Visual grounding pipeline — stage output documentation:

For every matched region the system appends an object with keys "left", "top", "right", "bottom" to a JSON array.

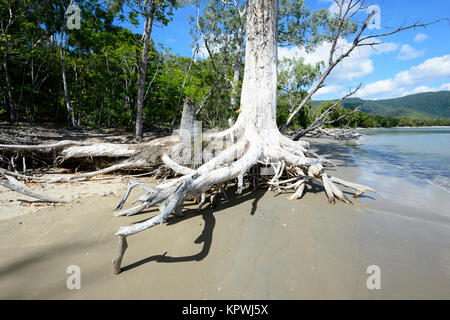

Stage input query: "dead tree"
[
  {"left": 280, "top": 0, "right": 438, "bottom": 137},
  {"left": 293, "top": 84, "right": 363, "bottom": 140}
]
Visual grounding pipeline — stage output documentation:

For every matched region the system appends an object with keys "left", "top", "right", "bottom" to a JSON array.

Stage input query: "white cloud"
[
  {"left": 314, "top": 85, "right": 343, "bottom": 97},
  {"left": 278, "top": 38, "right": 398, "bottom": 95},
  {"left": 414, "top": 33, "right": 429, "bottom": 43},
  {"left": 357, "top": 54, "right": 450, "bottom": 99},
  {"left": 398, "top": 44, "right": 424, "bottom": 60},
  {"left": 356, "top": 79, "right": 406, "bottom": 99},
  {"left": 395, "top": 54, "right": 450, "bottom": 86},
  {"left": 412, "top": 85, "right": 433, "bottom": 93},
  {"left": 375, "top": 42, "right": 400, "bottom": 53},
  {"left": 197, "top": 43, "right": 209, "bottom": 59},
  {"left": 411, "top": 83, "right": 450, "bottom": 94},
  {"left": 441, "top": 83, "right": 450, "bottom": 90}
]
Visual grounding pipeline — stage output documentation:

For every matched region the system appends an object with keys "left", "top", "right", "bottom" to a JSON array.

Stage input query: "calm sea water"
[{"left": 356, "top": 127, "right": 450, "bottom": 193}]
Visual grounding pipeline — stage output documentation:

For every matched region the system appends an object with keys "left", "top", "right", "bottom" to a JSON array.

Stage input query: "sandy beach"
[{"left": 0, "top": 137, "right": 449, "bottom": 299}]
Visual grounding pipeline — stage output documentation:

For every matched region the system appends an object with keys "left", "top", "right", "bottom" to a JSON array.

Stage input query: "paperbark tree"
[
  {"left": 1, "top": 0, "right": 389, "bottom": 275},
  {"left": 55, "top": 0, "right": 78, "bottom": 127},
  {"left": 110, "top": 0, "right": 375, "bottom": 274},
  {"left": 192, "top": 0, "right": 324, "bottom": 113}
]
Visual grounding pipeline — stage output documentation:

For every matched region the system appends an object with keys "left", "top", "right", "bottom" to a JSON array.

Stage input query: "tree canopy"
[{"left": 1, "top": 0, "right": 447, "bottom": 131}]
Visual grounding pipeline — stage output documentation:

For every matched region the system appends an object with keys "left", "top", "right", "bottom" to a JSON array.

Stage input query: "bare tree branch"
[
  {"left": 292, "top": 83, "right": 362, "bottom": 140},
  {"left": 280, "top": 0, "right": 440, "bottom": 134}
]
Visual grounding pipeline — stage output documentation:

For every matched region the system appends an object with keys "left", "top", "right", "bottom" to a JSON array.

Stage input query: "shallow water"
[
  {"left": 356, "top": 127, "right": 450, "bottom": 194},
  {"left": 340, "top": 127, "right": 450, "bottom": 224}
]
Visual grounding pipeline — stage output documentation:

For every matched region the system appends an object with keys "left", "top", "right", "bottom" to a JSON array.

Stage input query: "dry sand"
[{"left": 0, "top": 138, "right": 449, "bottom": 299}]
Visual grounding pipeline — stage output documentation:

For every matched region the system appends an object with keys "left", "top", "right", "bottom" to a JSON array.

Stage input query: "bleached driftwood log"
[
  {"left": 0, "top": 179, "right": 69, "bottom": 203},
  {"left": 303, "top": 128, "right": 362, "bottom": 140},
  {"left": 0, "top": 140, "right": 89, "bottom": 151}
]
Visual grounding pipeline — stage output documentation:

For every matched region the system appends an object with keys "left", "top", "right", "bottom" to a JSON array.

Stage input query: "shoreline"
[
  {"left": 356, "top": 125, "right": 450, "bottom": 130},
  {"left": 0, "top": 137, "right": 449, "bottom": 299}
]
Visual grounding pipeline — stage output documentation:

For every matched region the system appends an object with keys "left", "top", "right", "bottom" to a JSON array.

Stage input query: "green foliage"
[
  {"left": 1, "top": 0, "right": 448, "bottom": 131},
  {"left": 276, "top": 56, "right": 322, "bottom": 128},
  {"left": 311, "top": 102, "right": 450, "bottom": 129}
]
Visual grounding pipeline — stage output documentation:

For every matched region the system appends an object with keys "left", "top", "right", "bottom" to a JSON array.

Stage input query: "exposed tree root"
[
  {"left": 112, "top": 236, "right": 128, "bottom": 275},
  {"left": 329, "top": 176, "right": 376, "bottom": 198},
  {"left": 0, "top": 118, "right": 375, "bottom": 276},
  {"left": 0, "top": 121, "right": 375, "bottom": 273},
  {"left": 110, "top": 123, "right": 375, "bottom": 274}
]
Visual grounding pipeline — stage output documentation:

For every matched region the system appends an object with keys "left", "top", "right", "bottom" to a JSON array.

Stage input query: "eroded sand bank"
[{"left": 0, "top": 138, "right": 449, "bottom": 299}]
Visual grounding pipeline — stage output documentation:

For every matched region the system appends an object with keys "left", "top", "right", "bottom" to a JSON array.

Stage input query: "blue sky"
[{"left": 122, "top": 0, "right": 450, "bottom": 101}]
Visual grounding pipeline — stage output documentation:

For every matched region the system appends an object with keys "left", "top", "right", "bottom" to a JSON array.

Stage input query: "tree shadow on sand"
[
  {"left": 120, "top": 186, "right": 267, "bottom": 273},
  {"left": 119, "top": 176, "right": 374, "bottom": 273}
]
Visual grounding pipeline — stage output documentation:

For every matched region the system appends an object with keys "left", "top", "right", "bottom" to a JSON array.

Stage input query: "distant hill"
[{"left": 312, "top": 91, "right": 450, "bottom": 118}]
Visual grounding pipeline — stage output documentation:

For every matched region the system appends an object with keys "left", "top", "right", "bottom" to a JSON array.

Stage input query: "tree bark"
[
  {"left": 135, "top": 1, "right": 157, "bottom": 141},
  {"left": 237, "top": 0, "right": 278, "bottom": 132}
]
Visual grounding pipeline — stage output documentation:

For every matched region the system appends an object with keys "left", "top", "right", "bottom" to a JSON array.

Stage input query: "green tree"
[{"left": 109, "top": 0, "right": 181, "bottom": 140}]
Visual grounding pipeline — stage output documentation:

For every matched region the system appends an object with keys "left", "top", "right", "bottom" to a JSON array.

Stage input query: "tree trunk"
[
  {"left": 60, "top": 33, "right": 76, "bottom": 127},
  {"left": 3, "top": 59, "right": 17, "bottom": 123},
  {"left": 230, "top": 26, "right": 245, "bottom": 110},
  {"left": 135, "top": 1, "right": 157, "bottom": 141},
  {"left": 236, "top": 0, "right": 278, "bottom": 133},
  {"left": 170, "top": 45, "right": 198, "bottom": 129}
]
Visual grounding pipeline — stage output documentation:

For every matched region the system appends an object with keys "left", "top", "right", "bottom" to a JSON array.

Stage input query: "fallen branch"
[
  {"left": 47, "top": 160, "right": 146, "bottom": 183},
  {"left": 0, "top": 167, "right": 47, "bottom": 181},
  {"left": 0, "top": 179, "right": 69, "bottom": 203},
  {"left": 0, "top": 140, "right": 89, "bottom": 151}
]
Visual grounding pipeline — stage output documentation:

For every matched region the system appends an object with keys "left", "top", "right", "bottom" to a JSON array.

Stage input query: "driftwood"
[
  {"left": 0, "top": 102, "right": 189, "bottom": 203},
  {"left": 304, "top": 128, "right": 362, "bottom": 140},
  {"left": 0, "top": 140, "right": 89, "bottom": 151},
  {"left": 0, "top": 179, "right": 69, "bottom": 203}
]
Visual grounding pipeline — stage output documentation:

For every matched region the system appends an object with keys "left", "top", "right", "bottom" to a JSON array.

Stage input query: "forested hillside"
[{"left": 314, "top": 91, "right": 450, "bottom": 119}]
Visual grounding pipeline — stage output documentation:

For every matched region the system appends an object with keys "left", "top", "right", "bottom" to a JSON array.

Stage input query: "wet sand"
[{"left": 0, "top": 138, "right": 449, "bottom": 299}]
